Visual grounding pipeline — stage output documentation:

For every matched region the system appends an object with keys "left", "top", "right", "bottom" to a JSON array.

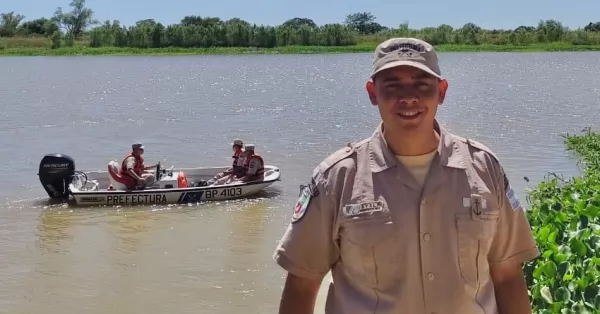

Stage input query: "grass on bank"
[
  {"left": 2, "top": 37, "right": 600, "bottom": 56},
  {"left": 524, "top": 128, "right": 600, "bottom": 313}
]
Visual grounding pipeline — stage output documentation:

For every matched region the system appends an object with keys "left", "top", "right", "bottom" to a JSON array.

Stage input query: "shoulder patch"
[
  {"left": 504, "top": 174, "right": 522, "bottom": 211},
  {"left": 292, "top": 180, "right": 317, "bottom": 223},
  {"left": 292, "top": 166, "right": 322, "bottom": 224},
  {"left": 292, "top": 141, "right": 362, "bottom": 224},
  {"left": 292, "top": 139, "right": 369, "bottom": 223}
]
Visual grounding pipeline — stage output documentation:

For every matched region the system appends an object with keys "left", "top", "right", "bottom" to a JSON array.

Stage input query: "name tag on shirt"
[{"left": 343, "top": 201, "right": 385, "bottom": 217}]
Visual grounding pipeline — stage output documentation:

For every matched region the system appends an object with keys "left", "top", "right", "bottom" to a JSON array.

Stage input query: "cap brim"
[
  {"left": 371, "top": 60, "right": 441, "bottom": 79},
  {"left": 139, "top": 146, "right": 145, "bottom": 149}
]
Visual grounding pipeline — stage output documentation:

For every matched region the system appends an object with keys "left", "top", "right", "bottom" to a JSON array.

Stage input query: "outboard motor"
[{"left": 38, "top": 154, "right": 76, "bottom": 199}]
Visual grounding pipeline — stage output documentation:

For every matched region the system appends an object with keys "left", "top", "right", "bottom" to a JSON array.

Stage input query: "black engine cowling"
[{"left": 38, "top": 154, "right": 76, "bottom": 199}]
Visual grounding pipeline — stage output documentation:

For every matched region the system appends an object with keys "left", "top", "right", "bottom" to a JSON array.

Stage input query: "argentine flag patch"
[{"left": 506, "top": 184, "right": 522, "bottom": 211}]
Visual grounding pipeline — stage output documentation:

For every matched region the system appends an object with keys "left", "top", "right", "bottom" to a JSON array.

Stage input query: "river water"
[{"left": 0, "top": 52, "right": 599, "bottom": 314}]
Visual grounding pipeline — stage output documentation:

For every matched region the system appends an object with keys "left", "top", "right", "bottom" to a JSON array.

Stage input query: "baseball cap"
[
  {"left": 244, "top": 144, "right": 255, "bottom": 151},
  {"left": 232, "top": 139, "right": 243, "bottom": 146},
  {"left": 370, "top": 37, "right": 442, "bottom": 79},
  {"left": 132, "top": 143, "right": 144, "bottom": 150}
]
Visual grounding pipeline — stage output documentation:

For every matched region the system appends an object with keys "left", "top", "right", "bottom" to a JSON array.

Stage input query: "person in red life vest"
[
  {"left": 233, "top": 144, "right": 265, "bottom": 183},
  {"left": 205, "top": 139, "right": 245, "bottom": 186},
  {"left": 119, "top": 143, "right": 158, "bottom": 189},
  {"left": 231, "top": 139, "right": 247, "bottom": 178}
]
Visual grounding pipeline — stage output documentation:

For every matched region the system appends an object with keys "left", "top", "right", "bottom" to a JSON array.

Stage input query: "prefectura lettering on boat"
[{"left": 106, "top": 194, "right": 167, "bottom": 205}]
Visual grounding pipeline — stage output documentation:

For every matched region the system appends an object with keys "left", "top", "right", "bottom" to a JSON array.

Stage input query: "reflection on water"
[
  {"left": 222, "top": 200, "right": 270, "bottom": 313},
  {"left": 1, "top": 52, "right": 600, "bottom": 313},
  {"left": 6, "top": 194, "right": 280, "bottom": 314}
]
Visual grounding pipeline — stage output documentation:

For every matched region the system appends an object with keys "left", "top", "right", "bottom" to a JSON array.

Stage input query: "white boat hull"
[{"left": 68, "top": 165, "right": 281, "bottom": 206}]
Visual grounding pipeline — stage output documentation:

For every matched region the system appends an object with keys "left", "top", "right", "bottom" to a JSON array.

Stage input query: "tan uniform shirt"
[
  {"left": 246, "top": 157, "right": 262, "bottom": 176},
  {"left": 124, "top": 156, "right": 137, "bottom": 171},
  {"left": 273, "top": 121, "right": 540, "bottom": 314}
]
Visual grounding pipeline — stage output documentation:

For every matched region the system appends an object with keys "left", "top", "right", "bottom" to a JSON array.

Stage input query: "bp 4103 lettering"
[{"left": 205, "top": 188, "right": 242, "bottom": 199}]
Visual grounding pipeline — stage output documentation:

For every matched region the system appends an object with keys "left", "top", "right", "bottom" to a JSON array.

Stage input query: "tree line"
[{"left": 2, "top": 0, "right": 600, "bottom": 49}]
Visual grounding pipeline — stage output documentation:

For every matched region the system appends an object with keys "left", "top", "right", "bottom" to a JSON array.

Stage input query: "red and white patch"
[{"left": 292, "top": 185, "right": 312, "bottom": 223}]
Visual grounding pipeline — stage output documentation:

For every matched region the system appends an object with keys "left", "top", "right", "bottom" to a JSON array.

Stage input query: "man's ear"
[
  {"left": 438, "top": 79, "right": 449, "bottom": 104},
  {"left": 366, "top": 80, "right": 377, "bottom": 106}
]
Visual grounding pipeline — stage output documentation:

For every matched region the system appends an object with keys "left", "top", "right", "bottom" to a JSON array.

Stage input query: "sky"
[{"left": 3, "top": 0, "right": 599, "bottom": 30}]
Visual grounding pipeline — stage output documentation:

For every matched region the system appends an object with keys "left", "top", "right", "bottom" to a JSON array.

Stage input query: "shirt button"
[
  {"left": 423, "top": 234, "right": 431, "bottom": 241},
  {"left": 428, "top": 273, "right": 435, "bottom": 280}
]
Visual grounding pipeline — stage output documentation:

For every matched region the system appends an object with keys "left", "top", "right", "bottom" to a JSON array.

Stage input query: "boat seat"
[
  {"left": 263, "top": 167, "right": 279, "bottom": 178},
  {"left": 107, "top": 161, "right": 129, "bottom": 190},
  {"left": 263, "top": 169, "right": 274, "bottom": 177}
]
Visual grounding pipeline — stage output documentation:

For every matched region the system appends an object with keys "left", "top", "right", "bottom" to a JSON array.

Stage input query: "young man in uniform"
[{"left": 272, "top": 38, "right": 539, "bottom": 314}]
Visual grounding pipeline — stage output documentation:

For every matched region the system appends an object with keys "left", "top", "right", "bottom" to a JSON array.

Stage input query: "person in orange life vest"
[
  {"left": 206, "top": 139, "right": 245, "bottom": 186},
  {"left": 119, "top": 143, "right": 158, "bottom": 189},
  {"left": 231, "top": 139, "right": 247, "bottom": 178},
  {"left": 233, "top": 144, "right": 265, "bottom": 183}
]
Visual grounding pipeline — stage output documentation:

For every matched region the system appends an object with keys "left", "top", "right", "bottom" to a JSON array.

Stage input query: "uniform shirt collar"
[{"left": 369, "top": 119, "right": 467, "bottom": 173}]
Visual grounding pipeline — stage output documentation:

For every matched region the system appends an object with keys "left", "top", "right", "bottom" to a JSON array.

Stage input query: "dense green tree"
[
  {"left": 282, "top": 18, "right": 317, "bottom": 29},
  {"left": 51, "top": 0, "right": 98, "bottom": 39},
  {"left": 18, "top": 18, "right": 59, "bottom": 36},
  {"left": 0, "top": 12, "right": 25, "bottom": 37},
  {"left": 584, "top": 22, "right": 600, "bottom": 32},
  {"left": 344, "top": 12, "right": 385, "bottom": 35},
  {"left": 2, "top": 5, "right": 600, "bottom": 49}
]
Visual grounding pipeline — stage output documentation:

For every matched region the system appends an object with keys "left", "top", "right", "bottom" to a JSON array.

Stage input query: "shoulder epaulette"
[
  {"left": 316, "top": 141, "right": 359, "bottom": 175},
  {"left": 454, "top": 135, "right": 500, "bottom": 162}
]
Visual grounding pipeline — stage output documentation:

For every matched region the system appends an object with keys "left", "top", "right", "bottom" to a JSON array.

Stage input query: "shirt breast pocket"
[
  {"left": 455, "top": 212, "right": 499, "bottom": 288},
  {"left": 339, "top": 216, "right": 402, "bottom": 288}
]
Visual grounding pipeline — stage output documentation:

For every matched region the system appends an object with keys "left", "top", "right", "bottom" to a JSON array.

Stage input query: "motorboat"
[{"left": 37, "top": 153, "right": 281, "bottom": 206}]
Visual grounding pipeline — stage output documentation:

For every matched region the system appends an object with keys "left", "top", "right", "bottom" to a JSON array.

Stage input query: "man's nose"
[{"left": 397, "top": 94, "right": 419, "bottom": 104}]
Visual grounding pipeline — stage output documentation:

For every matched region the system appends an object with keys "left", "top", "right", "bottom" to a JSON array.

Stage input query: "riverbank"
[
  {"left": 524, "top": 128, "right": 600, "bottom": 313},
  {"left": 1, "top": 42, "right": 600, "bottom": 56}
]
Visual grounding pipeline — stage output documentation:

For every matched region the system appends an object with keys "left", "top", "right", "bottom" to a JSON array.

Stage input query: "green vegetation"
[
  {"left": 524, "top": 128, "right": 600, "bottom": 313},
  {"left": 3, "top": 43, "right": 600, "bottom": 57},
  {"left": 2, "top": 0, "right": 600, "bottom": 55}
]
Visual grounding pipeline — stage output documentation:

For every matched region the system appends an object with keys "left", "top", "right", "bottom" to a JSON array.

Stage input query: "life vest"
[
  {"left": 243, "top": 153, "right": 264, "bottom": 177},
  {"left": 120, "top": 153, "right": 144, "bottom": 178},
  {"left": 177, "top": 171, "right": 189, "bottom": 188},
  {"left": 232, "top": 147, "right": 245, "bottom": 167},
  {"left": 232, "top": 148, "right": 246, "bottom": 177}
]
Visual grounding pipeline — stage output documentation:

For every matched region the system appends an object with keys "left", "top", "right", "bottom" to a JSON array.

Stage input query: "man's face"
[
  {"left": 232, "top": 145, "right": 241, "bottom": 152},
  {"left": 366, "top": 65, "right": 448, "bottom": 134},
  {"left": 134, "top": 148, "right": 144, "bottom": 156}
]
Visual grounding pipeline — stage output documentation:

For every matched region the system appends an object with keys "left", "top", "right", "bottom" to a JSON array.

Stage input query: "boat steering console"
[
  {"left": 152, "top": 163, "right": 189, "bottom": 189},
  {"left": 154, "top": 161, "right": 162, "bottom": 181}
]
